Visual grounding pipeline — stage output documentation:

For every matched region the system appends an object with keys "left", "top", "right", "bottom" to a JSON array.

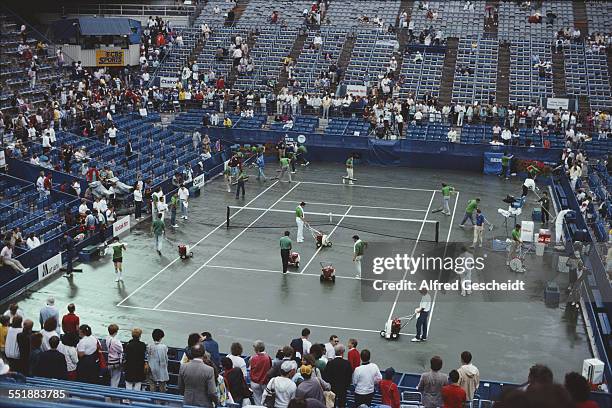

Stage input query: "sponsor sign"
[
  {"left": 159, "top": 76, "right": 178, "bottom": 88},
  {"left": 113, "top": 215, "right": 131, "bottom": 237},
  {"left": 95, "top": 50, "right": 125, "bottom": 66},
  {"left": 546, "top": 97, "right": 569, "bottom": 110},
  {"left": 37, "top": 253, "right": 62, "bottom": 282},
  {"left": 346, "top": 84, "right": 368, "bottom": 98},
  {"left": 193, "top": 174, "right": 206, "bottom": 189}
]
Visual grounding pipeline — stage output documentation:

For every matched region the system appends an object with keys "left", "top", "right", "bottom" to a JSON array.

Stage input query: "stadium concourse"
[{"left": 0, "top": 0, "right": 612, "bottom": 407}]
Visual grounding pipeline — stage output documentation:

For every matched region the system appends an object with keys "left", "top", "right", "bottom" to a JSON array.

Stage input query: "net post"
[
  {"left": 226, "top": 206, "right": 230, "bottom": 229},
  {"left": 435, "top": 221, "right": 439, "bottom": 243}
]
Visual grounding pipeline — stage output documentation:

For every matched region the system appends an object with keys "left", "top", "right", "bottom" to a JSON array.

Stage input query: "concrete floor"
[{"left": 8, "top": 162, "right": 591, "bottom": 384}]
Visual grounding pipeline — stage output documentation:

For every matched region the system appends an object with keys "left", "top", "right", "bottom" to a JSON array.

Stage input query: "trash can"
[{"left": 535, "top": 242, "right": 546, "bottom": 256}]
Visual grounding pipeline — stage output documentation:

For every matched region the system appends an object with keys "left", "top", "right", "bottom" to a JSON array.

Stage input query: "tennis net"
[{"left": 226, "top": 206, "right": 440, "bottom": 242}]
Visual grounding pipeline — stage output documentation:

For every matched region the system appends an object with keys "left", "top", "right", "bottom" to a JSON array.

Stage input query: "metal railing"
[{"left": 59, "top": 3, "right": 196, "bottom": 18}]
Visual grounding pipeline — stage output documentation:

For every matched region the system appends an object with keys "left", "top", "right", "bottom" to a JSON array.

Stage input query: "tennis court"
[{"left": 11, "top": 163, "right": 592, "bottom": 383}]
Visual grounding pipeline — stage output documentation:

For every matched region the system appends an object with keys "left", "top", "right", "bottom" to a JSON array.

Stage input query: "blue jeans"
[
  {"left": 460, "top": 212, "right": 474, "bottom": 225},
  {"left": 416, "top": 310, "right": 429, "bottom": 340},
  {"left": 257, "top": 167, "right": 266, "bottom": 180}
]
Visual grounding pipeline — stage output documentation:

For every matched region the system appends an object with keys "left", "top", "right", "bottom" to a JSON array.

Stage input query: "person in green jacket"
[
  {"left": 279, "top": 156, "right": 292, "bottom": 183},
  {"left": 108, "top": 237, "right": 127, "bottom": 282},
  {"left": 280, "top": 231, "right": 292, "bottom": 274},
  {"left": 438, "top": 183, "right": 454, "bottom": 215},
  {"left": 235, "top": 168, "right": 247, "bottom": 199},
  {"left": 352, "top": 234, "right": 366, "bottom": 279},
  {"left": 169, "top": 193, "right": 179, "bottom": 228},
  {"left": 151, "top": 213, "right": 165, "bottom": 256},
  {"left": 459, "top": 198, "right": 480, "bottom": 227},
  {"left": 501, "top": 152, "right": 513, "bottom": 180}
]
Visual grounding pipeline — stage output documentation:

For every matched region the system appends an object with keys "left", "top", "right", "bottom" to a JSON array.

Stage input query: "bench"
[{"left": 78, "top": 243, "right": 106, "bottom": 262}]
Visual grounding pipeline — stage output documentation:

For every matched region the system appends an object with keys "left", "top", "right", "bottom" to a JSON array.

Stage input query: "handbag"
[
  {"left": 323, "top": 390, "right": 336, "bottom": 408},
  {"left": 263, "top": 378, "right": 276, "bottom": 408}
]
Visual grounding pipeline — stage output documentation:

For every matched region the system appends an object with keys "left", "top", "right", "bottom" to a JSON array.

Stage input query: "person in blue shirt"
[
  {"left": 471, "top": 208, "right": 492, "bottom": 248},
  {"left": 201, "top": 332, "right": 220, "bottom": 367},
  {"left": 255, "top": 152, "right": 266, "bottom": 182}
]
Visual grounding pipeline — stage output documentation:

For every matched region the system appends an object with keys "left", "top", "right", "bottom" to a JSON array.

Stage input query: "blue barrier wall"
[{"left": 206, "top": 128, "right": 563, "bottom": 171}]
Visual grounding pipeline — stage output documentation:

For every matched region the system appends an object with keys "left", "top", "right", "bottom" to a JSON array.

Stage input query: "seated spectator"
[{"left": 1, "top": 242, "right": 28, "bottom": 273}]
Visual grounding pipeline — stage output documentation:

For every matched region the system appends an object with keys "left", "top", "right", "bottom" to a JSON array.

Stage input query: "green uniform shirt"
[
  {"left": 112, "top": 244, "right": 124, "bottom": 260},
  {"left": 465, "top": 199, "right": 479, "bottom": 214},
  {"left": 354, "top": 239, "right": 365, "bottom": 256},
  {"left": 297, "top": 145, "right": 307, "bottom": 154},
  {"left": 170, "top": 195, "right": 179, "bottom": 209},
  {"left": 296, "top": 205, "right": 304, "bottom": 218},
  {"left": 346, "top": 157, "right": 353, "bottom": 168},
  {"left": 501, "top": 155, "right": 511, "bottom": 166},
  {"left": 280, "top": 157, "right": 290, "bottom": 167},
  {"left": 280, "top": 236, "right": 292, "bottom": 250},
  {"left": 441, "top": 185, "right": 453, "bottom": 197},
  {"left": 512, "top": 228, "right": 521, "bottom": 242},
  {"left": 152, "top": 219, "right": 165, "bottom": 236},
  {"left": 237, "top": 170, "right": 247, "bottom": 181}
]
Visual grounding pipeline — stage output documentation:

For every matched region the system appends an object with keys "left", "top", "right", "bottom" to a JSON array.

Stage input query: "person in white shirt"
[
  {"left": 105, "top": 324, "right": 124, "bottom": 387},
  {"left": 228, "top": 342, "right": 247, "bottom": 376},
  {"left": 178, "top": 184, "right": 190, "bottom": 220},
  {"left": 36, "top": 171, "right": 45, "bottom": 198},
  {"left": 324, "top": 335, "right": 339, "bottom": 360},
  {"left": 1, "top": 243, "right": 27, "bottom": 273},
  {"left": 522, "top": 176, "right": 537, "bottom": 197},
  {"left": 352, "top": 349, "right": 382, "bottom": 406},
  {"left": 107, "top": 124, "right": 117, "bottom": 146},
  {"left": 412, "top": 288, "right": 432, "bottom": 342},
  {"left": 447, "top": 128, "right": 458, "bottom": 143},
  {"left": 26, "top": 234, "right": 41, "bottom": 250},
  {"left": 133, "top": 184, "right": 143, "bottom": 220},
  {"left": 57, "top": 333, "right": 79, "bottom": 379},
  {"left": 262, "top": 360, "right": 297, "bottom": 408}
]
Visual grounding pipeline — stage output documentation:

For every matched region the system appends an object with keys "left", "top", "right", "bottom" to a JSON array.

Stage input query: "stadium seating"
[
  {"left": 409, "top": 0, "right": 485, "bottom": 38},
  {"left": 398, "top": 51, "right": 445, "bottom": 101},
  {"left": 451, "top": 37, "right": 498, "bottom": 105}
]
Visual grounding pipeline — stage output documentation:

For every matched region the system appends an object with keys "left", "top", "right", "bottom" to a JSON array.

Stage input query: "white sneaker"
[
  {"left": 410, "top": 337, "right": 421, "bottom": 342},
  {"left": 115, "top": 276, "right": 120, "bottom": 282},
  {"left": 172, "top": 224, "right": 179, "bottom": 228}
]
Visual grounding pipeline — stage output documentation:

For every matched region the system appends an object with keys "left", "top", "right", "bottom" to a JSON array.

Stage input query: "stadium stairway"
[
  {"left": 227, "top": 29, "right": 258, "bottom": 88},
  {"left": 571, "top": 0, "right": 589, "bottom": 40},
  {"left": 332, "top": 33, "right": 357, "bottom": 94},
  {"left": 438, "top": 37, "right": 459, "bottom": 106},
  {"left": 484, "top": 0, "right": 499, "bottom": 37},
  {"left": 496, "top": 41, "right": 510, "bottom": 106},
  {"left": 275, "top": 30, "right": 307, "bottom": 91},
  {"left": 393, "top": 0, "right": 414, "bottom": 89},
  {"left": 607, "top": 47, "right": 612, "bottom": 94},
  {"left": 552, "top": 45, "right": 568, "bottom": 98}
]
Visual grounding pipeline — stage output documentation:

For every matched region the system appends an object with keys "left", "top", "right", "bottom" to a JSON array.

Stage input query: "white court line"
[
  {"left": 426, "top": 191, "right": 460, "bottom": 336},
  {"left": 207, "top": 264, "right": 389, "bottom": 282},
  {"left": 385, "top": 190, "right": 437, "bottom": 322},
  {"left": 230, "top": 206, "right": 434, "bottom": 224},
  {"left": 300, "top": 181, "right": 437, "bottom": 192},
  {"left": 280, "top": 200, "right": 427, "bottom": 212},
  {"left": 152, "top": 182, "right": 302, "bottom": 310},
  {"left": 116, "top": 180, "right": 281, "bottom": 307},
  {"left": 300, "top": 205, "right": 353, "bottom": 274},
  {"left": 117, "top": 304, "right": 415, "bottom": 336}
]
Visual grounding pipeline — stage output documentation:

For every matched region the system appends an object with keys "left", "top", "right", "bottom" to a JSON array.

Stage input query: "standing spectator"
[
  {"left": 29, "top": 333, "right": 43, "bottom": 375},
  {"left": 457, "top": 351, "right": 480, "bottom": 404},
  {"left": 227, "top": 342, "right": 247, "bottom": 376},
  {"left": 222, "top": 356, "right": 252, "bottom": 405},
  {"left": 39, "top": 297, "right": 59, "bottom": 332},
  {"left": 442, "top": 370, "right": 467, "bottom": 408},
  {"left": 34, "top": 336, "right": 68, "bottom": 379},
  {"left": 262, "top": 360, "right": 298, "bottom": 408},
  {"left": 16, "top": 319, "right": 33, "bottom": 376},
  {"left": 417, "top": 356, "right": 447, "bottom": 408},
  {"left": 148, "top": 328, "right": 169, "bottom": 393},
  {"left": 296, "top": 364, "right": 328, "bottom": 404},
  {"left": 564, "top": 372, "right": 600, "bottom": 408},
  {"left": 76, "top": 324, "right": 100, "bottom": 384},
  {"left": 347, "top": 339, "right": 360, "bottom": 371},
  {"left": 3, "top": 304, "right": 24, "bottom": 325},
  {"left": 124, "top": 328, "right": 147, "bottom": 390},
  {"left": 179, "top": 184, "right": 190, "bottom": 220},
  {"left": 134, "top": 183, "right": 143, "bottom": 220},
  {"left": 0, "top": 315, "right": 8, "bottom": 361},
  {"left": 179, "top": 344, "right": 219, "bottom": 407},
  {"left": 5, "top": 316, "right": 23, "bottom": 373},
  {"left": 379, "top": 368, "right": 400, "bottom": 408},
  {"left": 352, "top": 349, "right": 382, "bottom": 407},
  {"left": 323, "top": 335, "right": 339, "bottom": 360},
  {"left": 322, "top": 344, "right": 353, "bottom": 408},
  {"left": 202, "top": 332, "right": 220, "bottom": 367},
  {"left": 105, "top": 324, "right": 124, "bottom": 388},
  {"left": 290, "top": 328, "right": 312, "bottom": 364},
  {"left": 249, "top": 340, "right": 272, "bottom": 405},
  {"left": 267, "top": 346, "right": 295, "bottom": 380},
  {"left": 40, "top": 317, "right": 59, "bottom": 351},
  {"left": 57, "top": 332, "right": 79, "bottom": 380},
  {"left": 61, "top": 304, "right": 80, "bottom": 336}
]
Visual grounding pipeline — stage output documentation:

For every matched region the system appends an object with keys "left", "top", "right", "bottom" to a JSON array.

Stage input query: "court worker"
[
  {"left": 412, "top": 288, "right": 431, "bottom": 342},
  {"left": 352, "top": 235, "right": 366, "bottom": 279},
  {"left": 280, "top": 231, "right": 292, "bottom": 274},
  {"left": 296, "top": 202, "right": 306, "bottom": 243}
]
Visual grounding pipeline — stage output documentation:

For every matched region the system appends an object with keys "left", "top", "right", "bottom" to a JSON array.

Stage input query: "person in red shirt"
[
  {"left": 248, "top": 340, "right": 272, "bottom": 405},
  {"left": 61, "top": 303, "right": 80, "bottom": 335},
  {"left": 379, "top": 367, "right": 400, "bottom": 408},
  {"left": 442, "top": 370, "right": 467, "bottom": 408},
  {"left": 347, "top": 338, "right": 360, "bottom": 371},
  {"left": 564, "top": 372, "right": 600, "bottom": 408}
]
